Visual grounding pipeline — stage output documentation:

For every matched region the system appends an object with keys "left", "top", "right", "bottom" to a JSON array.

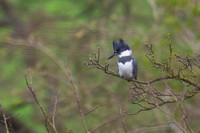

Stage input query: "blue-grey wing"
[{"left": 132, "top": 58, "right": 138, "bottom": 80}]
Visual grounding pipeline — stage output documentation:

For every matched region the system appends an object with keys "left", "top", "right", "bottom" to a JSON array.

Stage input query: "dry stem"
[
  {"left": 25, "top": 69, "right": 58, "bottom": 133},
  {"left": 0, "top": 101, "right": 9, "bottom": 133}
]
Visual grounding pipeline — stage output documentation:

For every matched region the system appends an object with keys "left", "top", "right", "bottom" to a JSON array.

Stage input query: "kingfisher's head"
[{"left": 107, "top": 39, "right": 132, "bottom": 60}]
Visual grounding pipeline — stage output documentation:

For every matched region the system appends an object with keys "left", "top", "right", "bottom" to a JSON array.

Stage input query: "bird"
[{"left": 107, "top": 39, "right": 138, "bottom": 80}]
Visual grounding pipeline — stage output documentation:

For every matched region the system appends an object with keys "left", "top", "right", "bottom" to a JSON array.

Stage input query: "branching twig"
[{"left": 10, "top": 38, "right": 90, "bottom": 133}]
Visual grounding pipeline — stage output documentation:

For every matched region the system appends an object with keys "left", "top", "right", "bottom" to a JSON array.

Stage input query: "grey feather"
[{"left": 132, "top": 58, "right": 138, "bottom": 80}]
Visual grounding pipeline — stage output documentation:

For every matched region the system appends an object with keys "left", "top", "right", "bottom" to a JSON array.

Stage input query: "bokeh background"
[{"left": 0, "top": 0, "right": 200, "bottom": 132}]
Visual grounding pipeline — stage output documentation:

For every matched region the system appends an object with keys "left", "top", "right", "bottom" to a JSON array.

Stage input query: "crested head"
[
  {"left": 113, "top": 39, "right": 132, "bottom": 57},
  {"left": 107, "top": 39, "right": 132, "bottom": 60}
]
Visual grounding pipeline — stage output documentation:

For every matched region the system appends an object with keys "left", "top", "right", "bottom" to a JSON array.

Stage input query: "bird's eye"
[{"left": 114, "top": 49, "right": 119, "bottom": 53}]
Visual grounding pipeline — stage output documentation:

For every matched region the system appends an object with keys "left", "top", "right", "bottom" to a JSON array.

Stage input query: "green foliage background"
[{"left": 0, "top": 0, "right": 200, "bottom": 132}]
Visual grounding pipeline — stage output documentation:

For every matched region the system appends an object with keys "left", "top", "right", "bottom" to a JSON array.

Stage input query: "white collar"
[{"left": 118, "top": 50, "right": 132, "bottom": 58}]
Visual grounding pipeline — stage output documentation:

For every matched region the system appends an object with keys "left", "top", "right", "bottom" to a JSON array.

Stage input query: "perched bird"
[{"left": 107, "top": 39, "right": 138, "bottom": 80}]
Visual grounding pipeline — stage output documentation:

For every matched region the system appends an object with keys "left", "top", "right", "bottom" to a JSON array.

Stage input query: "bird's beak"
[{"left": 107, "top": 53, "right": 117, "bottom": 60}]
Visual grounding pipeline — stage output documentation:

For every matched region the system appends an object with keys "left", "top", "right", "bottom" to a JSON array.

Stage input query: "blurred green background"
[{"left": 0, "top": 0, "right": 200, "bottom": 132}]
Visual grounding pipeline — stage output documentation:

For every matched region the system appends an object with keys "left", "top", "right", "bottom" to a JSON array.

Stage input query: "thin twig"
[
  {"left": 90, "top": 115, "right": 121, "bottom": 133},
  {"left": 168, "top": 33, "right": 173, "bottom": 66},
  {"left": 84, "top": 105, "right": 101, "bottom": 116},
  {"left": 5, "top": 114, "right": 19, "bottom": 120},
  {"left": 179, "top": 92, "right": 193, "bottom": 133},
  {"left": 162, "top": 73, "right": 177, "bottom": 101},
  {"left": 65, "top": 63, "right": 89, "bottom": 133},
  {"left": 97, "top": 47, "right": 100, "bottom": 63},
  {"left": 0, "top": 101, "right": 9, "bottom": 133},
  {"left": 45, "top": 119, "right": 50, "bottom": 133},
  {"left": 25, "top": 69, "right": 57, "bottom": 133},
  {"left": 52, "top": 91, "right": 60, "bottom": 127},
  {"left": 133, "top": 121, "right": 174, "bottom": 133},
  {"left": 119, "top": 104, "right": 127, "bottom": 133}
]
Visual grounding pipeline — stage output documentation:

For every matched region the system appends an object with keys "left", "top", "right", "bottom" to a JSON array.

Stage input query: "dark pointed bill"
[{"left": 107, "top": 53, "right": 117, "bottom": 60}]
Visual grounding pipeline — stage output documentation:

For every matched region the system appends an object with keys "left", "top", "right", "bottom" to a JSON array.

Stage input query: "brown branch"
[
  {"left": 85, "top": 48, "right": 199, "bottom": 88},
  {"left": 84, "top": 55, "right": 175, "bottom": 85}
]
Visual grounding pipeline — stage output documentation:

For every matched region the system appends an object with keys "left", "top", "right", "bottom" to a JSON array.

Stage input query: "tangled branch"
[{"left": 84, "top": 34, "right": 200, "bottom": 132}]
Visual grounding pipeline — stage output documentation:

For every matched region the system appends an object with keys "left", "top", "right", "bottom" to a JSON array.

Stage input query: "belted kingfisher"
[{"left": 107, "top": 39, "right": 138, "bottom": 80}]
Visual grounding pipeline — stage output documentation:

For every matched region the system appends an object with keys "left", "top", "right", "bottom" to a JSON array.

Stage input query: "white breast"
[{"left": 118, "top": 60, "right": 133, "bottom": 79}]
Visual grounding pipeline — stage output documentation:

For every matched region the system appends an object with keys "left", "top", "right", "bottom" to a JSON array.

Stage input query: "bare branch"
[{"left": 84, "top": 37, "right": 200, "bottom": 132}]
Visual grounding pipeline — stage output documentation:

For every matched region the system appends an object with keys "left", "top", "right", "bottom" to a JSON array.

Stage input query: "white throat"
[{"left": 118, "top": 50, "right": 132, "bottom": 57}]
